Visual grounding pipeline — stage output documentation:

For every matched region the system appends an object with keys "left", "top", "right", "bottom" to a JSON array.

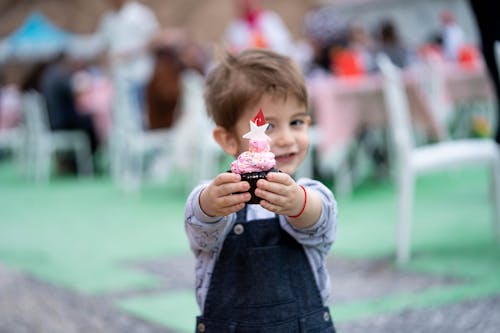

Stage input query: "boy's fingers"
[
  {"left": 217, "top": 192, "right": 250, "bottom": 209},
  {"left": 256, "top": 179, "right": 286, "bottom": 196},
  {"left": 217, "top": 181, "right": 250, "bottom": 197},
  {"left": 265, "top": 171, "right": 293, "bottom": 185},
  {"left": 213, "top": 172, "right": 241, "bottom": 186},
  {"left": 255, "top": 187, "right": 286, "bottom": 206},
  {"left": 220, "top": 202, "right": 247, "bottom": 216}
]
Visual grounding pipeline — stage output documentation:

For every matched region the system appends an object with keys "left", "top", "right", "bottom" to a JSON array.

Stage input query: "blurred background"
[{"left": 1, "top": 0, "right": 500, "bottom": 332}]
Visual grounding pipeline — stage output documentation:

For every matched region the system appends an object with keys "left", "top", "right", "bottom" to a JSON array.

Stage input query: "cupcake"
[{"left": 231, "top": 109, "right": 277, "bottom": 204}]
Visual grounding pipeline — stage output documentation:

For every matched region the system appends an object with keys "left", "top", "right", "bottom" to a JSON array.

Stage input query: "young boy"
[{"left": 185, "top": 49, "right": 337, "bottom": 332}]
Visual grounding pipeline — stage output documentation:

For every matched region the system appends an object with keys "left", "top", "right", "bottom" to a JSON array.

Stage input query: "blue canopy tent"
[{"left": 0, "top": 11, "right": 71, "bottom": 63}]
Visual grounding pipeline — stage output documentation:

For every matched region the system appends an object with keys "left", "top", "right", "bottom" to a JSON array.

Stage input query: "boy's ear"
[{"left": 213, "top": 126, "right": 238, "bottom": 156}]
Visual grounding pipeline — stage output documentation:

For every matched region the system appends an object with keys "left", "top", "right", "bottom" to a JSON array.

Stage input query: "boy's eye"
[
  {"left": 291, "top": 119, "right": 305, "bottom": 127},
  {"left": 266, "top": 123, "right": 275, "bottom": 132}
]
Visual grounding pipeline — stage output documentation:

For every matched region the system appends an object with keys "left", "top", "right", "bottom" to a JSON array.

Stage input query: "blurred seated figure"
[
  {"left": 303, "top": 4, "right": 348, "bottom": 76},
  {"left": 39, "top": 53, "right": 99, "bottom": 173},
  {"left": 0, "top": 81, "right": 21, "bottom": 131},
  {"left": 72, "top": 66, "right": 113, "bottom": 142},
  {"left": 0, "top": 73, "right": 22, "bottom": 161},
  {"left": 440, "top": 10, "right": 466, "bottom": 61},
  {"left": 146, "top": 29, "right": 212, "bottom": 131},
  {"left": 330, "top": 48, "right": 365, "bottom": 77},
  {"left": 417, "top": 32, "right": 445, "bottom": 61},
  {"left": 146, "top": 44, "right": 182, "bottom": 130},
  {"left": 225, "top": 0, "right": 293, "bottom": 55},
  {"left": 374, "top": 19, "right": 410, "bottom": 69},
  {"left": 347, "top": 21, "right": 376, "bottom": 73}
]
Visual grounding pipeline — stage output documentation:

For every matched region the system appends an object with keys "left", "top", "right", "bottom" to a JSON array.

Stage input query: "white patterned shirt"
[{"left": 185, "top": 178, "right": 338, "bottom": 312}]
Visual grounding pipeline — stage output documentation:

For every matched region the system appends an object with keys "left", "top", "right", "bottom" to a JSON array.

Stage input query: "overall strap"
[{"left": 235, "top": 205, "right": 247, "bottom": 224}]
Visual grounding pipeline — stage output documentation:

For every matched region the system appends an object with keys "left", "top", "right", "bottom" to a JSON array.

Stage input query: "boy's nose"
[{"left": 274, "top": 128, "right": 295, "bottom": 146}]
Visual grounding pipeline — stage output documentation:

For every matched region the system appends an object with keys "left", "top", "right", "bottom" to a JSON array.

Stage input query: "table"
[
  {"left": 307, "top": 62, "right": 494, "bottom": 162},
  {"left": 307, "top": 63, "right": 494, "bottom": 192}
]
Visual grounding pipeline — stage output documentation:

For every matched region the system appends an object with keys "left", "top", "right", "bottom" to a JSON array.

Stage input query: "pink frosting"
[{"left": 231, "top": 139, "right": 276, "bottom": 174}]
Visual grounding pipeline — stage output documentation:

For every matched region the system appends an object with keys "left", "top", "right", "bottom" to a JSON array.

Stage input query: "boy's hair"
[{"left": 204, "top": 49, "right": 308, "bottom": 131}]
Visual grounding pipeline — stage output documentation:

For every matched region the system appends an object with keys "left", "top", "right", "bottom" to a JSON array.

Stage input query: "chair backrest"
[
  {"left": 376, "top": 53, "right": 415, "bottom": 161},
  {"left": 21, "top": 91, "right": 51, "bottom": 137},
  {"left": 112, "top": 79, "right": 143, "bottom": 134},
  {"left": 173, "top": 70, "right": 219, "bottom": 171},
  {"left": 420, "top": 54, "right": 452, "bottom": 139},
  {"left": 495, "top": 41, "right": 500, "bottom": 83}
]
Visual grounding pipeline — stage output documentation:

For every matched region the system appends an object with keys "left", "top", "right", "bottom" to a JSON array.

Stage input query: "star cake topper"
[{"left": 242, "top": 108, "right": 271, "bottom": 142}]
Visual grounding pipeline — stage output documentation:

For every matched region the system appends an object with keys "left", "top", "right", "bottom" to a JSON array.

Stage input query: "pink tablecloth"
[
  {"left": 442, "top": 62, "right": 494, "bottom": 104},
  {"left": 308, "top": 69, "right": 434, "bottom": 156},
  {"left": 75, "top": 75, "right": 113, "bottom": 142},
  {"left": 307, "top": 62, "right": 494, "bottom": 159}
]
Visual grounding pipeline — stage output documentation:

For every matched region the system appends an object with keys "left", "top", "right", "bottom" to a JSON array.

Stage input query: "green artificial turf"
[
  {"left": 0, "top": 162, "right": 190, "bottom": 293},
  {"left": 1, "top": 159, "right": 500, "bottom": 332}
]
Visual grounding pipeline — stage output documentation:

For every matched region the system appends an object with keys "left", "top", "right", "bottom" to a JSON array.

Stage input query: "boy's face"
[{"left": 232, "top": 94, "right": 311, "bottom": 175}]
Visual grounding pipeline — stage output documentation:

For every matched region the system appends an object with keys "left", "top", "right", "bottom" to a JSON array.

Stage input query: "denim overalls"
[{"left": 195, "top": 207, "right": 335, "bottom": 333}]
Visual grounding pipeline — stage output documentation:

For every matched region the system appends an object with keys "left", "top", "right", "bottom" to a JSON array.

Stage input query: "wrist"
[
  {"left": 288, "top": 185, "right": 307, "bottom": 219},
  {"left": 199, "top": 188, "right": 215, "bottom": 218}
]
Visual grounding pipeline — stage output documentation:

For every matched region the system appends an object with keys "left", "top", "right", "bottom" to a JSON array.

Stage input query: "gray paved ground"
[
  {"left": 0, "top": 265, "right": 173, "bottom": 333},
  {"left": 1, "top": 257, "right": 499, "bottom": 333}
]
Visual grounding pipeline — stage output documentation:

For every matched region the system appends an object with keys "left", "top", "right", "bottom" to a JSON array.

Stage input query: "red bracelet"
[{"left": 289, "top": 185, "right": 307, "bottom": 219}]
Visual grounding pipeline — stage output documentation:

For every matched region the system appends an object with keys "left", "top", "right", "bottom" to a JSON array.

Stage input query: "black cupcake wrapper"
[{"left": 232, "top": 168, "right": 279, "bottom": 204}]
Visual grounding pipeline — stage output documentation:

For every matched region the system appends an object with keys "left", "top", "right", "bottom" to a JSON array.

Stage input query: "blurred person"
[
  {"left": 40, "top": 53, "right": 99, "bottom": 173},
  {"left": 145, "top": 42, "right": 183, "bottom": 130},
  {"left": 468, "top": 0, "right": 500, "bottom": 144},
  {"left": 72, "top": 64, "right": 113, "bottom": 142},
  {"left": 20, "top": 61, "right": 51, "bottom": 92},
  {"left": 374, "top": 19, "right": 411, "bottom": 69},
  {"left": 347, "top": 21, "right": 377, "bottom": 73},
  {"left": 0, "top": 75, "right": 21, "bottom": 130},
  {"left": 329, "top": 21, "right": 376, "bottom": 77},
  {"left": 303, "top": 4, "right": 348, "bottom": 76},
  {"left": 417, "top": 32, "right": 445, "bottom": 61},
  {"left": 95, "top": 0, "right": 160, "bottom": 128},
  {"left": 185, "top": 49, "right": 337, "bottom": 332},
  {"left": 439, "top": 10, "right": 466, "bottom": 61},
  {"left": 145, "top": 29, "right": 211, "bottom": 131},
  {"left": 225, "top": 0, "right": 294, "bottom": 55},
  {"left": 179, "top": 38, "right": 211, "bottom": 76}
]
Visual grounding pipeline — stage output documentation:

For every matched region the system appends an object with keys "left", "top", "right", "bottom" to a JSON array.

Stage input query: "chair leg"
[
  {"left": 397, "top": 170, "right": 414, "bottom": 265},
  {"left": 34, "top": 143, "right": 50, "bottom": 183},
  {"left": 121, "top": 142, "right": 142, "bottom": 193},
  {"left": 491, "top": 157, "right": 500, "bottom": 244},
  {"left": 74, "top": 141, "right": 93, "bottom": 176}
]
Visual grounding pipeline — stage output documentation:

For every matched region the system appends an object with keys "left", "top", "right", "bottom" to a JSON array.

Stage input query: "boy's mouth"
[{"left": 275, "top": 152, "right": 296, "bottom": 164}]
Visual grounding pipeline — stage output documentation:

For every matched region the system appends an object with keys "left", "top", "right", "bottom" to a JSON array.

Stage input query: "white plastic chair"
[
  {"left": 495, "top": 41, "right": 500, "bottom": 82},
  {"left": 21, "top": 91, "right": 93, "bottom": 182},
  {"left": 172, "top": 70, "right": 223, "bottom": 190},
  {"left": 376, "top": 53, "right": 500, "bottom": 264},
  {"left": 0, "top": 127, "right": 22, "bottom": 157},
  {"left": 108, "top": 80, "right": 174, "bottom": 193}
]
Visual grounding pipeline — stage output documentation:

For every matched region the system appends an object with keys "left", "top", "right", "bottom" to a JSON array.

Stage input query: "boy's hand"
[
  {"left": 200, "top": 173, "right": 251, "bottom": 217},
  {"left": 255, "top": 172, "right": 304, "bottom": 217}
]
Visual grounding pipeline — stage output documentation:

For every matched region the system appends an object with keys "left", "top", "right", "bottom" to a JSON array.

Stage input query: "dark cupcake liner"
[{"left": 235, "top": 167, "right": 279, "bottom": 204}]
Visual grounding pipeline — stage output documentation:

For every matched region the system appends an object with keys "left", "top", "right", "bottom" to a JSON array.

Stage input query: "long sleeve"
[
  {"left": 280, "top": 178, "right": 337, "bottom": 250},
  {"left": 184, "top": 184, "right": 235, "bottom": 254}
]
